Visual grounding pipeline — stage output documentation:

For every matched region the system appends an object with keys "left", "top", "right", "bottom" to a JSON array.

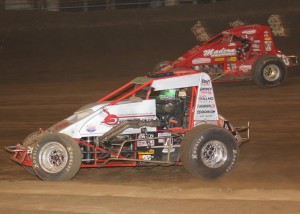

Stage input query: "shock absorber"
[{"left": 82, "top": 137, "right": 94, "bottom": 164}]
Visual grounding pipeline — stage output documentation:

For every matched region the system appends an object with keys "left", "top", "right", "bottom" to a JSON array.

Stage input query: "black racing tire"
[
  {"left": 153, "top": 60, "right": 170, "bottom": 72},
  {"left": 252, "top": 55, "right": 287, "bottom": 88},
  {"left": 22, "top": 131, "right": 41, "bottom": 146},
  {"left": 32, "top": 133, "right": 82, "bottom": 181},
  {"left": 22, "top": 131, "right": 41, "bottom": 176},
  {"left": 180, "top": 124, "right": 239, "bottom": 179}
]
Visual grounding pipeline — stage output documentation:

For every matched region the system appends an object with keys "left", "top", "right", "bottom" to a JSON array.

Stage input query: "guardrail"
[{"left": 4, "top": 0, "right": 219, "bottom": 11}]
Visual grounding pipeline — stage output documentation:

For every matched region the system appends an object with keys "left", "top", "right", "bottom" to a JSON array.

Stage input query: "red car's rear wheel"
[{"left": 252, "top": 55, "right": 287, "bottom": 88}]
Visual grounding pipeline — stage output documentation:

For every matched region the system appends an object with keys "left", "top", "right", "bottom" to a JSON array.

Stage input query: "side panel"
[
  {"left": 78, "top": 99, "right": 157, "bottom": 136},
  {"left": 194, "top": 73, "right": 219, "bottom": 126}
]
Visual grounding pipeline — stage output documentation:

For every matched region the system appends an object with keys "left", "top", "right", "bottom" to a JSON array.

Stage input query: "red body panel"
[{"left": 150, "top": 25, "right": 293, "bottom": 81}]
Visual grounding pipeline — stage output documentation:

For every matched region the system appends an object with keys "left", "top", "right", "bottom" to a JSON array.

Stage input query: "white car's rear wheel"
[
  {"left": 181, "top": 124, "right": 239, "bottom": 179},
  {"left": 201, "top": 140, "right": 228, "bottom": 169}
]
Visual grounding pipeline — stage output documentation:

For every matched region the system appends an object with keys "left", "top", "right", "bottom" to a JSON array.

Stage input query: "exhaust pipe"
[{"left": 98, "top": 120, "right": 160, "bottom": 142}]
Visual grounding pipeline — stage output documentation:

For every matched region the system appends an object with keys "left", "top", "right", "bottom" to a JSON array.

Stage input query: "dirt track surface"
[
  {"left": 1, "top": 0, "right": 300, "bottom": 213},
  {"left": 2, "top": 72, "right": 300, "bottom": 213}
]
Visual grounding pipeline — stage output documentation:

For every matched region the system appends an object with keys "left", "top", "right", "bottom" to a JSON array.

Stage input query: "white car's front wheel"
[
  {"left": 32, "top": 133, "right": 81, "bottom": 181},
  {"left": 21, "top": 131, "right": 41, "bottom": 176}
]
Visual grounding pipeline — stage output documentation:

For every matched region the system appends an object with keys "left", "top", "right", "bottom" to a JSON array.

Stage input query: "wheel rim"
[
  {"left": 263, "top": 64, "right": 280, "bottom": 82},
  {"left": 201, "top": 140, "right": 228, "bottom": 168},
  {"left": 39, "top": 142, "right": 68, "bottom": 173}
]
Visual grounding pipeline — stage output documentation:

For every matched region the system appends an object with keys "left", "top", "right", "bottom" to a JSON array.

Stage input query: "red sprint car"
[{"left": 148, "top": 24, "right": 297, "bottom": 88}]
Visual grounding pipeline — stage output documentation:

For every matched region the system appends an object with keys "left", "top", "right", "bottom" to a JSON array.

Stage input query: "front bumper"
[{"left": 5, "top": 144, "right": 32, "bottom": 166}]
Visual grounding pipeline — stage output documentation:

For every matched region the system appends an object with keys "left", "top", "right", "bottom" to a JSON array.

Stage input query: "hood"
[{"left": 46, "top": 99, "right": 146, "bottom": 135}]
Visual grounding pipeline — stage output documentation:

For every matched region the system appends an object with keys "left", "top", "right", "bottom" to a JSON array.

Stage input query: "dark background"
[{"left": 1, "top": 0, "right": 299, "bottom": 85}]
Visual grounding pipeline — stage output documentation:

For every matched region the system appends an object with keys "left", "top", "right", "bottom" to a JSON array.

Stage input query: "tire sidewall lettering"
[
  {"left": 188, "top": 127, "right": 238, "bottom": 179},
  {"left": 192, "top": 135, "right": 204, "bottom": 159},
  {"left": 65, "top": 147, "right": 74, "bottom": 172},
  {"left": 32, "top": 143, "right": 39, "bottom": 169},
  {"left": 226, "top": 149, "right": 238, "bottom": 172}
]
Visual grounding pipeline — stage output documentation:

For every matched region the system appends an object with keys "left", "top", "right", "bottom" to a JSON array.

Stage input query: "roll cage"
[{"left": 96, "top": 72, "right": 214, "bottom": 131}]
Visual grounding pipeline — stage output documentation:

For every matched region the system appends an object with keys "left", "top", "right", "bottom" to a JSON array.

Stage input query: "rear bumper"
[
  {"left": 287, "top": 55, "right": 298, "bottom": 67},
  {"left": 234, "top": 121, "right": 250, "bottom": 145}
]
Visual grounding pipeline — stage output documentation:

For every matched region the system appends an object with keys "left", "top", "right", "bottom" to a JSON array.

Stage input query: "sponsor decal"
[
  {"left": 192, "top": 58, "right": 211, "bottom": 64},
  {"left": 197, "top": 104, "right": 216, "bottom": 108},
  {"left": 162, "top": 143, "right": 175, "bottom": 153},
  {"left": 201, "top": 79, "right": 211, "bottom": 86},
  {"left": 264, "top": 37, "right": 271, "bottom": 41},
  {"left": 252, "top": 44, "right": 260, "bottom": 49},
  {"left": 200, "top": 87, "right": 213, "bottom": 95},
  {"left": 252, "top": 49, "right": 261, "bottom": 52},
  {"left": 102, "top": 109, "right": 120, "bottom": 126},
  {"left": 200, "top": 87, "right": 212, "bottom": 91},
  {"left": 264, "top": 31, "right": 269, "bottom": 37},
  {"left": 161, "top": 136, "right": 175, "bottom": 153},
  {"left": 158, "top": 133, "right": 171, "bottom": 143},
  {"left": 203, "top": 48, "right": 236, "bottom": 57},
  {"left": 138, "top": 149, "right": 155, "bottom": 155},
  {"left": 104, "top": 114, "right": 119, "bottom": 125},
  {"left": 197, "top": 110, "right": 216, "bottom": 114},
  {"left": 265, "top": 41, "right": 272, "bottom": 51},
  {"left": 239, "top": 65, "right": 252, "bottom": 73},
  {"left": 137, "top": 141, "right": 155, "bottom": 147},
  {"left": 254, "top": 40, "right": 261, "bottom": 43},
  {"left": 214, "top": 57, "right": 225, "bottom": 62},
  {"left": 162, "top": 147, "right": 175, "bottom": 153},
  {"left": 242, "top": 29, "right": 256, "bottom": 34},
  {"left": 199, "top": 95, "right": 214, "bottom": 101},
  {"left": 239, "top": 65, "right": 252, "bottom": 70},
  {"left": 139, "top": 154, "right": 154, "bottom": 160},
  {"left": 137, "top": 133, "right": 155, "bottom": 147},
  {"left": 86, "top": 124, "right": 96, "bottom": 133},
  {"left": 194, "top": 73, "right": 218, "bottom": 121},
  {"left": 228, "top": 57, "right": 237, "bottom": 62}
]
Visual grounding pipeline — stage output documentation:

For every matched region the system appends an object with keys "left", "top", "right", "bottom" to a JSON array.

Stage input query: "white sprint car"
[{"left": 6, "top": 70, "right": 249, "bottom": 181}]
